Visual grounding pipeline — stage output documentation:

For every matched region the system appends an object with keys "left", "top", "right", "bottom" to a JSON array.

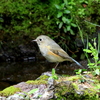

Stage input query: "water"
[{"left": 0, "top": 61, "right": 77, "bottom": 90}]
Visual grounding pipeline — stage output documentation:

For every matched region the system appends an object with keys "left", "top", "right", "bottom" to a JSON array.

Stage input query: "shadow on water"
[{"left": 0, "top": 61, "right": 79, "bottom": 90}]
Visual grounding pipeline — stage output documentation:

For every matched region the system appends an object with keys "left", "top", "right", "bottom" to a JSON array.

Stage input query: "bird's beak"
[{"left": 31, "top": 39, "right": 37, "bottom": 42}]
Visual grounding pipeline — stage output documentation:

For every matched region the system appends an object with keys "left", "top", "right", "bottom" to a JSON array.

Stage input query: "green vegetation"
[
  {"left": 0, "top": 86, "right": 21, "bottom": 97},
  {"left": 83, "top": 38, "right": 100, "bottom": 75},
  {"left": 37, "top": 75, "right": 49, "bottom": 80},
  {"left": 26, "top": 74, "right": 49, "bottom": 85},
  {"left": 49, "top": 68, "right": 58, "bottom": 80},
  {"left": 54, "top": 76, "right": 98, "bottom": 100},
  {"left": 0, "top": 1, "right": 100, "bottom": 99},
  {"left": 0, "top": 0, "right": 99, "bottom": 56},
  {"left": 0, "top": 0, "right": 60, "bottom": 46},
  {"left": 28, "top": 88, "right": 38, "bottom": 94},
  {"left": 55, "top": 0, "right": 77, "bottom": 35},
  {"left": 26, "top": 80, "right": 47, "bottom": 85}
]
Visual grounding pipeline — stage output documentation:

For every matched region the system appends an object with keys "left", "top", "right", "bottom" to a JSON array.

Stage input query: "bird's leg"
[{"left": 54, "top": 62, "right": 59, "bottom": 69}]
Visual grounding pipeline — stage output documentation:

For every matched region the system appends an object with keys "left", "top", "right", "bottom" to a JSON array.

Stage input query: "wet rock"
[
  {"left": 0, "top": 43, "right": 36, "bottom": 62},
  {"left": 18, "top": 44, "right": 36, "bottom": 59}
]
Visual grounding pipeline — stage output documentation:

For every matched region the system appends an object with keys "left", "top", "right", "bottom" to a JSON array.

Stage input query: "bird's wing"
[
  {"left": 49, "top": 48, "right": 84, "bottom": 69},
  {"left": 49, "top": 48, "right": 73, "bottom": 62}
]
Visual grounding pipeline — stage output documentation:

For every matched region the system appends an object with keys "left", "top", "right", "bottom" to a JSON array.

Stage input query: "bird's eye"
[{"left": 39, "top": 38, "right": 42, "bottom": 41}]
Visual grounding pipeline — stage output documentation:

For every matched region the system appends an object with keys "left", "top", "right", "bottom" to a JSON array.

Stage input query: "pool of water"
[{"left": 0, "top": 61, "right": 78, "bottom": 90}]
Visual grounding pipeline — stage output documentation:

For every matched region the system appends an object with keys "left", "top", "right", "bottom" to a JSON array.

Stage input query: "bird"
[{"left": 32, "top": 35, "right": 84, "bottom": 69}]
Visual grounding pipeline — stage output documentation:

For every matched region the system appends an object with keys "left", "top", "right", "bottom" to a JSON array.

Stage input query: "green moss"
[
  {"left": 55, "top": 82, "right": 75, "bottom": 99},
  {"left": 68, "top": 76, "right": 80, "bottom": 81},
  {"left": 61, "top": 74, "right": 70, "bottom": 77},
  {"left": 37, "top": 75, "right": 49, "bottom": 80},
  {"left": 0, "top": 86, "right": 21, "bottom": 97},
  {"left": 26, "top": 80, "right": 47, "bottom": 85},
  {"left": 26, "top": 75, "right": 49, "bottom": 85},
  {"left": 72, "top": 83, "right": 78, "bottom": 90},
  {"left": 83, "top": 88, "right": 97, "bottom": 97},
  {"left": 73, "top": 82, "right": 98, "bottom": 100},
  {"left": 54, "top": 80, "right": 99, "bottom": 100}
]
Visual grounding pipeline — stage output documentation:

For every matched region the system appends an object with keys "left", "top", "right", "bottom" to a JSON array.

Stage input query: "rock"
[
  {"left": 0, "top": 72, "right": 99, "bottom": 100},
  {"left": 0, "top": 43, "right": 36, "bottom": 62},
  {"left": 0, "top": 96, "right": 6, "bottom": 100},
  {"left": 40, "top": 90, "right": 54, "bottom": 100},
  {"left": 7, "top": 94, "right": 25, "bottom": 100},
  {"left": 41, "top": 72, "right": 52, "bottom": 77}
]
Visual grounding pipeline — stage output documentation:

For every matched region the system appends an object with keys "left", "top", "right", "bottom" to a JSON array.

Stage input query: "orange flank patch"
[{"left": 47, "top": 50, "right": 60, "bottom": 58}]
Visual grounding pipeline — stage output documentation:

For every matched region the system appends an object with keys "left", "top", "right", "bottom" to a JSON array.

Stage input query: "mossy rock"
[
  {"left": 37, "top": 75, "right": 49, "bottom": 80},
  {"left": 26, "top": 75, "right": 49, "bottom": 85},
  {"left": 55, "top": 81, "right": 77, "bottom": 99},
  {"left": 0, "top": 86, "right": 21, "bottom": 97},
  {"left": 54, "top": 79, "right": 98, "bottom": 100},
  {"left": 26, "top": 80, "right": 47, "bottom": 85}
]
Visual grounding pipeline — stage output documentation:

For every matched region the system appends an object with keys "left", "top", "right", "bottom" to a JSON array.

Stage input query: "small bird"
[{"left": 32, "top": 35, "right": 84, "bottom": 69}]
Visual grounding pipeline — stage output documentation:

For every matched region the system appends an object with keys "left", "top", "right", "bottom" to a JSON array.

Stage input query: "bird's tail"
[{"left": 69, "top": 57, "right": 85, "bottom": 69}]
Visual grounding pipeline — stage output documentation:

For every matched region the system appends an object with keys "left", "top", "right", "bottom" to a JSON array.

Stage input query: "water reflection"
[{"left": 0, "top": 61, "right": 76, "bottom": 90}]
